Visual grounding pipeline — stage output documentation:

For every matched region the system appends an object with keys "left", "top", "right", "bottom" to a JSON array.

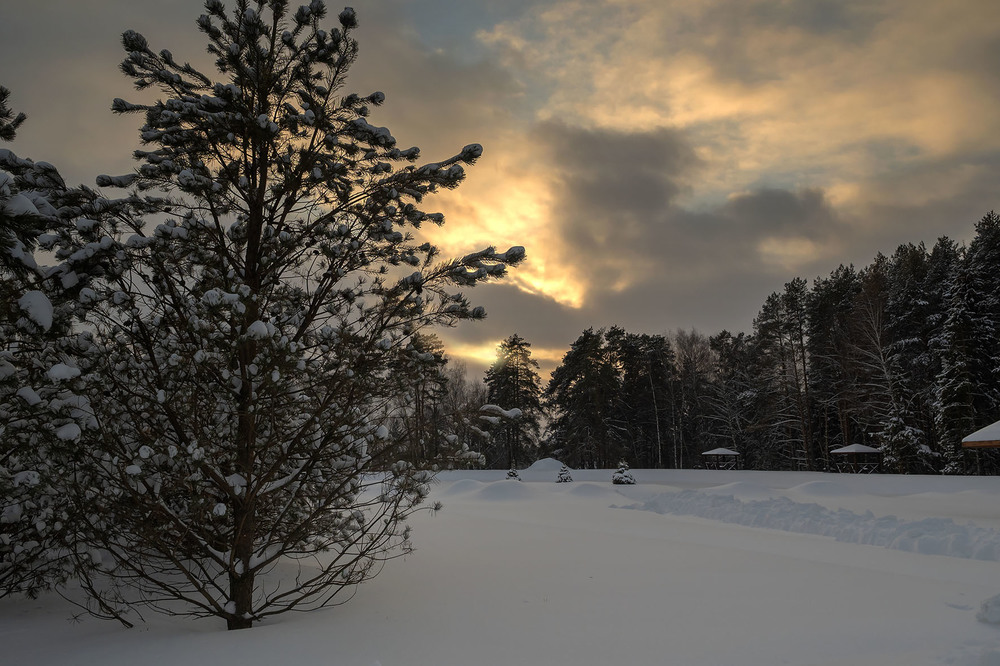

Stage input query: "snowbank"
[{"left": 628, "top": 490, "right": 1000, "bottom": 561}]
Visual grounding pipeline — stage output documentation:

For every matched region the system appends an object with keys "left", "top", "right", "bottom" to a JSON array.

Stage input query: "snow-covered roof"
[
  {"left": 830, "top": 444, "right": 880, "bottom": 454},
  {"left": 962, "top": 420, "right": 1000, "bottom": 448},
  {"left": 702, "top": 447, "right": 740, "bottom": 456}
]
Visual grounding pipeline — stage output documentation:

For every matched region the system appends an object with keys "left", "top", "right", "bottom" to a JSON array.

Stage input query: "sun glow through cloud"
[
  {"left": 444, "top": 338, "right": 569, "bottom": 371},
  {"left": 427, "top": 145, "right": 590, "bottom": 310},
  {"left": 756, "top": 237, "right": 824, "bottom": 272}
]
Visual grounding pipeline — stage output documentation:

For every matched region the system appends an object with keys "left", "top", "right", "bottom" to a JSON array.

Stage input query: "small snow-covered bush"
[
  {"left": 979, "top": 594, "right": 1000, "bottom": 624},
  {"left": 612, "top": 461, "right": 636, "bottom": 485},
  {"left": 507, "top": 468, "right": 521, "bottom": 481},
  {"left": 556, "top": 465, "right": 573, "bottom": 483}
]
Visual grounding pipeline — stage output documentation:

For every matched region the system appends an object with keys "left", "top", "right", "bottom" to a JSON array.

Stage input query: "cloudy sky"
[{"left": 3, "top": 0, "right": 999, "bottom": 377}]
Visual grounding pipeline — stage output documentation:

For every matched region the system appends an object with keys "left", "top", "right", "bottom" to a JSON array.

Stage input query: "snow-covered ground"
[{"left": 4, "top": 460, "right": 1000, "bottom": 665}]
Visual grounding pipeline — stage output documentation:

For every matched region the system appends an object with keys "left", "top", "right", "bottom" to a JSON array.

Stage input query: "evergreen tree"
[
  {"left": 0, "top": 86, "right": 26, "bottom": 141},
  {"left": 605, "top": 327, "right": 675, "bottom": 468},
  {"left": 545, "top": 328, "right": 619, "bottom": 468},
  {"left": 884, "top": 242, "right": 938, "bottom": 472},
  {"left": 0, "top": 88, "right": 50, "bottom": 277},
  {"left": 963, "top": 212, "right": 1000, "bottom": 418},
  {"left": 936, "top": 261, "right": 979, "bottom": 474},
  {"left": 483, "top": 334, "right": 543, "bottom": 469},
  {"left": 922, "top": 237, "right": 961, "bottom": 460},
  {"left": 33, "top": 2, "right": 522, "bottom": 629},
  {"left": 555, "top": 465, "right": 572, "bottom": 483}
]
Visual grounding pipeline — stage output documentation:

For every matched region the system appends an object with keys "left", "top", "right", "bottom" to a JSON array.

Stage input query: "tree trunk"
[{"left": 227, "top": 569, "right": 255, "bottom": 630}]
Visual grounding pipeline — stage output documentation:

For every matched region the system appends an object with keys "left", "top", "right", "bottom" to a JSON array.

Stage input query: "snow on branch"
[
  {"left": 449, "top": 246, "right": 526, "bottom": 285},
  {"left": 481, "top": 404, "right": 523, "bottom": 420}
]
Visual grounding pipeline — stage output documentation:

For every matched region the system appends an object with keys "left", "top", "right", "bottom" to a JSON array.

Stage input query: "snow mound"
[
  {"left": 525, "top": 457, "right": 564, "bottom": 472},
  {"left": 475, "top": 480, "right": 546, "bottom": 502},
  {"left": 439, "top": 479, "right": 486, "bottom": 496},
  {"left": 630, "top": 491, "right": 1000, "bottom": 561},
  {"left": 566, "top": 482, "right": 620, "bottom": 499},
  {"left": 787, "top": 480, "right": 854, "bottom": 497},
  {"left": 702, "top": 481, "right": 780, "bottom": 501}
]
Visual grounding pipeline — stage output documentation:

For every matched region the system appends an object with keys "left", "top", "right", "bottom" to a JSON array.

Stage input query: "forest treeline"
[{"left": 410, "top": 212, "right": 1000, "bottom": 475}]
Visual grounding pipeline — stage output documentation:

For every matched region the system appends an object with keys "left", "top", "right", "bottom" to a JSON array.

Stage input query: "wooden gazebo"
[
  {"left": 830, "top": 444, "right": 880, "bottom": 474},
  {"left": 962, "top": 421, "right": 1000, "bottom": 475},
  {"left": 962, "top": 420, "right": 1000, "bottom": 448},
  {"left": 702, "top": 447, "right": 740, "bottom": 470}
]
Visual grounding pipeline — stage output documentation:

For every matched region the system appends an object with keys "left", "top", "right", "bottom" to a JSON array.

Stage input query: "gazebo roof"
[
  {"left": 830, "top": 444, "right": 880, "bottom": 454},
  {"left": 702, "top": 447, "right": 740, "bottom": 456},
  {"left": 962, "top": 420, "right": 1000, "bottom": 448}
]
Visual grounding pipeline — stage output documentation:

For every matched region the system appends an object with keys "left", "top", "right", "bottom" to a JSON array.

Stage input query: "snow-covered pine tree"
[
  {"left": 62, "top": 1, "right": 522, "bottom": 629},
  {"left": 0, "top": 89, "right": 129, "bottom": 602},
  {"left": 506, "top": 468, "right": 521, "bottom": 481},
  {"left": 612, "top": 461, "right": 635, "bottom": 485},
  {"left": 935, "top": 261, "right": 978, "bottom": 474},
  {"left": 0, "top": 101, "right": 71, "bottom": 599},
  {"left": 0, "top": 88, "right": 46, "bottom": 277},
  {"left": 555, "top": 465, "right": 572, "bottom": 483},
  {"left": 882, "top": 243, "right": 938, "bottom": 473}
]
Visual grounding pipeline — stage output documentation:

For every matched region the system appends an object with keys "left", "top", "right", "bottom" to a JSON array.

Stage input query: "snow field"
[{"left": 2, "top": 465, "right": 1000, "bottom": 665}]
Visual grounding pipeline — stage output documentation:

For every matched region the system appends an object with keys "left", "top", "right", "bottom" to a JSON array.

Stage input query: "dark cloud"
[
  {"left": 663, "top": 0, "right": 885, "bottom": 85},
  {"left": 533, "top": 121, "right": 701, "bottom": 284},
  {"left": 539, "top": 120, "right": 699, "bottom": 215},
  {"left": 533, "top": 121, "right": 845, "bottom": 295},
  {"left": 838, "top": 152, "right": 1000, "bottom": 261},
  {"left": 569, "top": 188, "right": 843, "bottom": 332},
  {"left": 746, "top": 0, "right": 883, "bottom": 37},
  {"left": 448, "top": 283, "right": 582, "bottom": 349},
  {"left": 720, "top": 188, "right": 837, "bottom": 238}
]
